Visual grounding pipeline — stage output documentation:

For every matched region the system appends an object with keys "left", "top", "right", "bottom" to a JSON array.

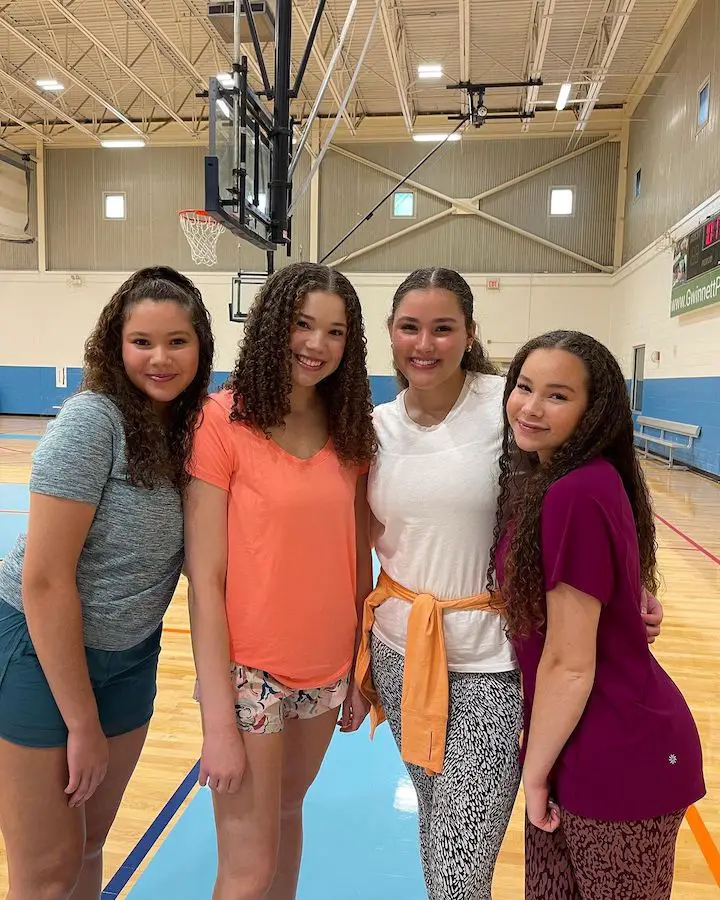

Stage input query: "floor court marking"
[
  {"left": 113, "top": 721, "right": 425, "bottom": 900},
  {"left": 653, "top": 512, "right": 720, "bottom": 883},
  {"left": 655, "top": 513, "right": 720, "bottom": 567},
  {"left": 685, "top": 806, "right": 720, "bottom": 888},
  {"left": 102, "top": 762, "right": 200, "bottom": 898},
  {"left": 118, "top": 512, "right": 720, "bottom": 896},
  {"left": 0, "top": 498, "right": 710, "bottom": 893}
]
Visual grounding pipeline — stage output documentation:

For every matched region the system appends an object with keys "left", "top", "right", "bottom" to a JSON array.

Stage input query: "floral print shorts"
[{"left": 228, "top": 663, "right": 350, "bottom": 734}]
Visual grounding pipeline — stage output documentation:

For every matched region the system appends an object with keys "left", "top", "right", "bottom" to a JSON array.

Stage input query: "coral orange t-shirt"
[{"left": 189, "top": 391, "right": 362, "bottom": 689}]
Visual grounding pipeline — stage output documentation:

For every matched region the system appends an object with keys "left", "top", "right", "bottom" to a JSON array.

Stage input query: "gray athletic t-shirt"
[{"left": 0, "top": 391, "right": 184, "bottom": 651}]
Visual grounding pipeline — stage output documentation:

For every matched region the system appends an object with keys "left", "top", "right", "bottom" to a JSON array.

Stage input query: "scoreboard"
[
  {"left": 671, "top": 210, "right": 720, "bottom": 317},
  {"left": 686, "top": 213, "right": 720, "bottom": 280}
]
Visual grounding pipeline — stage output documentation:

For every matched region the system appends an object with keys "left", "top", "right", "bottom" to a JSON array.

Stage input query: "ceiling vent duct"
[{"left": 208, "top": 1, "right": 276, "bottom": 43}]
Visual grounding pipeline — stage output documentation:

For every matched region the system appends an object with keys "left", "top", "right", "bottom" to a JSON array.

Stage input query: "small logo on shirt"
[{"left": 668, "top": 754, "right": 678, "bottom": 765}]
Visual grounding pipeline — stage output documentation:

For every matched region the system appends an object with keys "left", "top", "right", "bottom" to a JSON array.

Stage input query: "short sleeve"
[
  {"left": 540, "top": 477, "right": 615, "bottom": 604},
  {"left": 189, "top": 395, "right": 235, "bottom": 491},
  {"left": 30, "top": 392, "right": 115, "bottom": 506}
]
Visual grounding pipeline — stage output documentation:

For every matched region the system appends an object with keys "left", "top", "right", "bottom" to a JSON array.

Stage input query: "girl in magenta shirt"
[{"left": 489, "top": 330, "right": 705, "bottom": 900}]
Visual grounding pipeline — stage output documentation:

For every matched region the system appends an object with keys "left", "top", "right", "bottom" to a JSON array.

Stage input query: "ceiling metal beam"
[
  {"left": 625, "top": 0, "right": 698, "bottom": 119},
  {"left": 0, "top": 105, "right": 51, "bottom": 142},
  {"left": 179, "top": 0, "right": 265, "bottom": 84},
  {"left": 459, "top": 0, "right": 470, "bottom": 113},
  {"left": 378, "top": 0, "right": 414, "bottom": 133},
  {"left": 574, "top": 0, "right": 635, "bottom": 133},
  {"left": 294, "top": 4, "right": 356, "bottom": 136},
  {"left": 0, "top": 13, "right": 145, "bottom": 137},
  {"left": 0, "top": 68, "right": 99, "bottom": 140},
  {"left": 522, "top": 0, "right": 555, "bottom": 123},
  {"left": 44, "top": 0, "right": 196, "bottom": 135},
  {"left": 112, "top": 0, "right": 205, "bottom": 88}
]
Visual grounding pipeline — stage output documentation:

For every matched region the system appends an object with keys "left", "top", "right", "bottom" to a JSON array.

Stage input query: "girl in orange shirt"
[{"left": 185, "top": 262, "right": 376, "bottom": 900}]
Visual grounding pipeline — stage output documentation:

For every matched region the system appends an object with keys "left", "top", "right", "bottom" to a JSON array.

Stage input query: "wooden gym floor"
[{"left": 0, "top": 415, "right": 718, "bottom": 898}]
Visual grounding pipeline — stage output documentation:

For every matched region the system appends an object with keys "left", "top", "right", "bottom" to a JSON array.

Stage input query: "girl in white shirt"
[
  {"left": 363, "top": 267, "right": 663, "bottom": 900},
  {"left": 366, "top": 267, "right": 520, "bottom": 900}
]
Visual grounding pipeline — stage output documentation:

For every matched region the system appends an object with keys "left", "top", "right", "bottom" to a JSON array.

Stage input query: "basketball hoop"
[{"left": 179, "top": 209, "right": 224, "bottom": 267}]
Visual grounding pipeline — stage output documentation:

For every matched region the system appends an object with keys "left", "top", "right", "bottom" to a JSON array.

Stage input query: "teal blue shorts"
[{"left": 0, "top": 599, "right": 161, "bottom": 748}]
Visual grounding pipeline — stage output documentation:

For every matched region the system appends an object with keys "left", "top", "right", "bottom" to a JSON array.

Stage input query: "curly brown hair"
[
  {"left": 227, "top": 262, "right": 376, "bottom": 466},
  {"left": 487, "top": 330, "right": 658, "bottom": 637},
  {"left": 83, "top": 266, "right": 214, "bottom": 492},
  {"left": 389, "top": 267, "right": 497, "bottom": 387}
]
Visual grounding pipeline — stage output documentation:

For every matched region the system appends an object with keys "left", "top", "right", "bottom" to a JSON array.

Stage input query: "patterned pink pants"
[{"left": 525, "top": 807, "right": 686, "bottom": 900}]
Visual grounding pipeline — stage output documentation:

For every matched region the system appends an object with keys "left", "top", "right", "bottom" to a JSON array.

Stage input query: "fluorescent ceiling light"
[
  {"left": 556, "top": 83, "right": 572, "bottom": 111},
  {"left": 100, "top": 139, "right": 146, "bottom": 148},
  {"left": 418, "top": 64, "right": 443, "bottom": 79},
  {"left": 36, "top": 79, "right": 64, "bottom": 91},
  {"left": 217, "top": 72, "right": 234, "bottom": 87},
  {"left": 412, "top": 133, "right": 461, "bottom": 142}
]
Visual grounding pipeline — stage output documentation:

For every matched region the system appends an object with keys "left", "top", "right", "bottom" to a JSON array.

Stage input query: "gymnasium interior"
[{"left": 0, "top": 0, "right": 718, "bottom": 896}]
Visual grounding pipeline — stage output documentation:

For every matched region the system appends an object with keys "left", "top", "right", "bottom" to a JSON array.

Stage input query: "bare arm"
[
  {"left": 184, "top": 476, "right": 246, "bottom": 792},
  {"left": 23, "top": 492, "right": 107, "bottom": 805},
  {"left": 523, "top": 582, "right": 600, "bottom": 791},
  {"left": 184, "top": 477, "right": 235, "bottom": 735}
]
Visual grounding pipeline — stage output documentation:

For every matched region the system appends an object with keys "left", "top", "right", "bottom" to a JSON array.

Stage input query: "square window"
[
  {"left": 392, "top": 191, "right": 415, "bottom": 218},
  {"left": 698, "top": 80, "right": 710, "bottom": 130},
  {"left": 634, "top": 168, "right": 641, "bottom": 199},
  {"left": 104, "top": 192, "right": 126, "bottom": 220},
  {"left": 549, "top": 187, "right": 574, "bottom": 216}
]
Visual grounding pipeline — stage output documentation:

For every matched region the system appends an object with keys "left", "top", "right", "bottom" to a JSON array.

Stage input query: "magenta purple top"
[{"left": 497, "top": 457, "right": 705, "bottom": 821}]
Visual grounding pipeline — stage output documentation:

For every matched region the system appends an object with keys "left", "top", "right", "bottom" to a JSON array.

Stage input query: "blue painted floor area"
[
  {"left": 0, "top": 483, "right": 30, "bottom": 512},
  {"left": 0, "top": 482, "right": 28, "bottom": 558},
  {"left": 126, "top": 721, "right": 425, "bottom": 900},
  {"left": 0, "top": 433, "right": 41, "bottom": 441},
  {"left": 0, "top": 514, "right": 27, "bottom": 557},
  {"left": 0, "top": 485, "right": 29, "bottom": 557}
]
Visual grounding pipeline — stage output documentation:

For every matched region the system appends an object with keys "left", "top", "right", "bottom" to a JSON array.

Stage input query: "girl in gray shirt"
[{"left": 0, "top": 266, "right": 213, "bottom": 899}]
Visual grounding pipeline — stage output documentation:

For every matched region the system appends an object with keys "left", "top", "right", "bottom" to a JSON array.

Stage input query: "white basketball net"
[{"left": 179, "top": 210, "right": 224, "bottom": 267}]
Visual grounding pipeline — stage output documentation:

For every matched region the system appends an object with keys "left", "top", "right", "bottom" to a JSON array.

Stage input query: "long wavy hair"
[
  {"left": 486, "top": 330, "right": 658, "bottom": 637},
  {"left": 83, "top": 266, "right": 214, "bottom": 492},
  {"left": 227, "top": 262, "right": 376, "bottom": 466},
  {"left": 389, "top": 267, "right": 497, "bottom": 387}
]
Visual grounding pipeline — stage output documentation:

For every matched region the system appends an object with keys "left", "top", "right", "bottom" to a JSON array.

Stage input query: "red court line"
[
  {"left": 655, "top": 513, "right": 720, "bottom": 567},
  {"left": 654, "top": 512, "right": 720, "bottom": 882}
]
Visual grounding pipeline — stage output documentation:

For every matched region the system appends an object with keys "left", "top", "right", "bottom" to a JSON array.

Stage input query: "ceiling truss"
[{"left": 0, "top": 0, "right": 690, "bottom": 146}]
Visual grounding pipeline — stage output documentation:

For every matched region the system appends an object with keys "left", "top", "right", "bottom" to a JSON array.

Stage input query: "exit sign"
[{"left": 486, "top": 278, "right": 501, "bottom": 290}]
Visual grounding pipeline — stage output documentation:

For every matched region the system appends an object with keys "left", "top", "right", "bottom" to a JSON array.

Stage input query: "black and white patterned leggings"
[{"left": 371, "top": 634, "right": 523, "bottom": 900}]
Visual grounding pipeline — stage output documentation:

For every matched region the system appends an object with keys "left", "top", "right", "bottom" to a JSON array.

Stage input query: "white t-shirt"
[{"left": 368, "top": 372, "right": 517, "bottom": 673}]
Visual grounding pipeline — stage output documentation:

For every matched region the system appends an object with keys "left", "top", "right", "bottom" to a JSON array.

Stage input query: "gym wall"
[{"left": 320, "top": 137, "right": 618, "bottom": 274}]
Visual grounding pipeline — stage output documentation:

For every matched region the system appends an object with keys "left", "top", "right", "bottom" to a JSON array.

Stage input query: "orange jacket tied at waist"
[{"left": 354, "top": 570, "right": 499, "bottom": 775}]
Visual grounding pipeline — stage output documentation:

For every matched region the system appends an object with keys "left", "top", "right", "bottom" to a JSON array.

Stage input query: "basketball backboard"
[{"left": 205, "top": 71, "right": 276, "bottom": 251}]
